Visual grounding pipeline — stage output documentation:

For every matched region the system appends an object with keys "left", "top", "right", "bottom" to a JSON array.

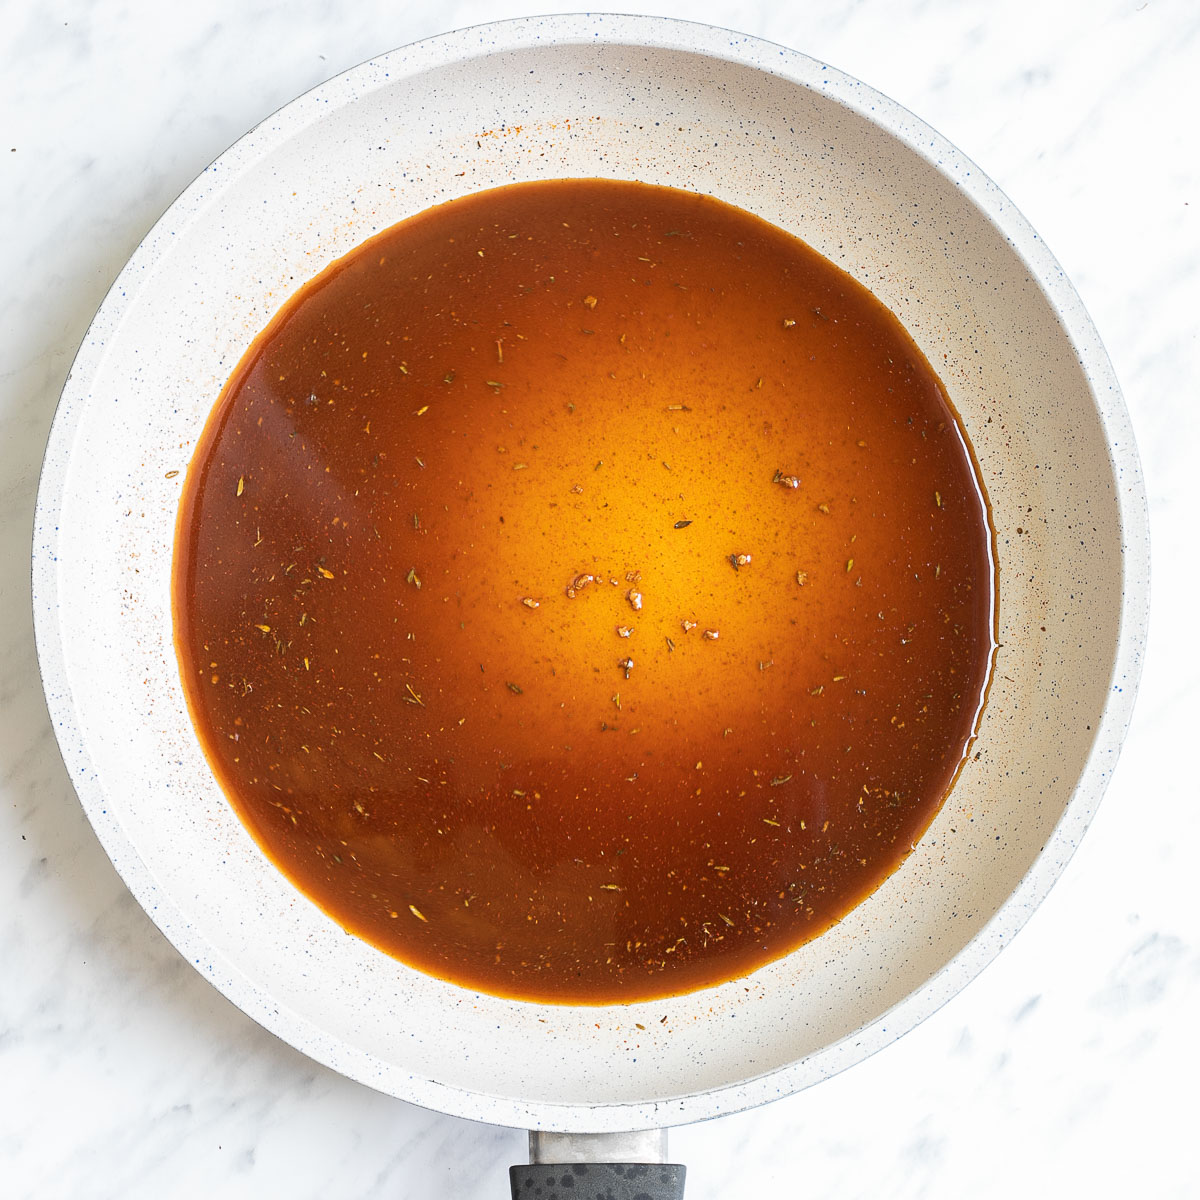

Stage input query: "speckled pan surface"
[{"left": 32, "top": 15, "right": 1148, "bottom": 1132}]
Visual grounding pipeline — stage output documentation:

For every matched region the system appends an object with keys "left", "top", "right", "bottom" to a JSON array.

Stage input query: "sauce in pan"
[{"left": 174, "top": 180, "right": 995, "bottom": 1004}]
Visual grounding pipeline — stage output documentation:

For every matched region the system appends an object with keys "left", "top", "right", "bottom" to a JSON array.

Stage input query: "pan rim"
[{"left": 31, "top": 12, "right": 1150, "bottom": 1131}]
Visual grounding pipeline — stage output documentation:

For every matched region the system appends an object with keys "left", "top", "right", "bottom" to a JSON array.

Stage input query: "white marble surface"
[{"left": 2, "top": 0, "right": 1196, "bottom": 1196}]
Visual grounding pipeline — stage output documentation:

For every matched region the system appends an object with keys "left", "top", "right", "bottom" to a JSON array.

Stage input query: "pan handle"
[{"left": 509, "top": 1130, "right": 686, "bottom": 1199}]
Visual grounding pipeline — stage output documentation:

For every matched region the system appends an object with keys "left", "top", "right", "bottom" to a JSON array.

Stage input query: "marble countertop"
[{"left": 2, "top": 1, "right": 1196, "bottom": 1196}]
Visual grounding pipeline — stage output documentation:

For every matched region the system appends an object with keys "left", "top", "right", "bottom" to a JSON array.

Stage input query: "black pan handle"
[
  {"left": 511, "top": 1131, "right": 685, "bottom": 1199},
  {"left": 509, "top": 1162, "right": 686, "bottom": 1199}
]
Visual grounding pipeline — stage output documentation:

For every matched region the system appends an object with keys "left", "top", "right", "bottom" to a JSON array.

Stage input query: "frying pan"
[{"left": 31, "top": 15, "right": 1148, "bottom": 1197}]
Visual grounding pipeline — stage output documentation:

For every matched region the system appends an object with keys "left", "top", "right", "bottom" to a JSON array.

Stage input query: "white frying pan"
[{"left": 31, "top": 16, "right": 1148, "bottom": 1198}]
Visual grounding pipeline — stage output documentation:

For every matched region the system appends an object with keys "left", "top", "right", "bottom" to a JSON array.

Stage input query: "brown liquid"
[{"left": 174, "top": 179, "right": 994, "bottom": 1004}]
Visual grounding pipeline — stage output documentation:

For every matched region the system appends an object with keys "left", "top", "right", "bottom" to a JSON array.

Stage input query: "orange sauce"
[{"left": 174, "top": 180, "right": 995, "bottom": 1003}]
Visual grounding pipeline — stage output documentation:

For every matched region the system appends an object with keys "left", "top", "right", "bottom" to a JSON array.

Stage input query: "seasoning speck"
[
  {"left": 674, "top": 519, "right": 692, "bottom": 529},
  {"left": 566, "top": 572, "right": 594, "bottom": 598},
  {"left": 408, "top": 905, "right": 428, "bottom": 922},
  {"left": 521, "top": 597, "right": 540, "bottom": 609},
  {"left": 626, "top": 589, "right": 643, "bottom": 612},
  {"left": 506, "top": 681, "right": 524, "bottom": 695},
  {"left": 236, "top": 476, "right": 245, "bottom": 497},
  {"left": 703, "top": 629, "right": 719, "bottom": 640}
]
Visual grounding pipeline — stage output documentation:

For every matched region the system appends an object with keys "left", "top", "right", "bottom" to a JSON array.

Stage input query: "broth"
[{"left": 174, "top": 179, "right": 995, "bottom": 1003}]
